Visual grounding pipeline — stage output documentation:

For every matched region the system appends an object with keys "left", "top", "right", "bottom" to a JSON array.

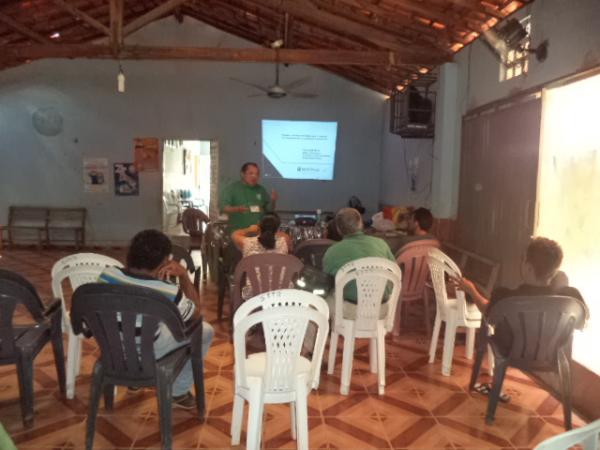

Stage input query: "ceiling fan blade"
[
  {"left": 290, "top": 92, "right": 318, "bottom": 98},
  {"left": 282, "top": 76, "right": 312, "bottom": 90},
  {"left": 229, "top": 77, "right": 270, "bottom": 93}
]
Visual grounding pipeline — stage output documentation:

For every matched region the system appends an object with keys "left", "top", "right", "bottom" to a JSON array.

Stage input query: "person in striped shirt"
[{"left": 98, "top": 229, "right": 213, "bottom": 409}]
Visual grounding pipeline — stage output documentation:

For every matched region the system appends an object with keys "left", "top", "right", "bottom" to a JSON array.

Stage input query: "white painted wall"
[
  {"left": 379, "top": 100, "right": 433, "bottom": 208},
  {"left": 0, "top": 17, "right": 386, "bottom": 244}
]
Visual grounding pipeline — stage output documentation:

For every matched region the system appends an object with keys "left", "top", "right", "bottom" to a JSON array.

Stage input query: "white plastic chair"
[
  {"left": 327, "top": 257, "right": 402, "bottom": 395},
  {"left": 232, "top": 290, "right": 329, "bottom": 450},
  {"left": 534, "top": 418, "right": 600, "bottom": 450},
  {"left": 51, "top": 253, "right": 123, "bottom": 399},
  {"left": 426, "top": 248, "right": 482, "bottom": 376}
]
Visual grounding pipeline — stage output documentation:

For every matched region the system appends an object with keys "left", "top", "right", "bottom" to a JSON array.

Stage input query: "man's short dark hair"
[
  {"left": 127, "top": 229, "right": 172, "bottom": 270},
  {"left": 525, "top": 237, "right": 563, "bottom": 281},
  {"left": 241, "top": 162, "right": 259, "bottom": 173},
  {"left": 413, "top": 207, "right": 434, "bottom": 231}
]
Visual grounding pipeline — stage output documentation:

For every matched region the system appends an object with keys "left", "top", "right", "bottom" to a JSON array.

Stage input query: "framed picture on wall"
[
  {"left": 114, "top": 162, "right": 139, "bottom": 196},
  {"left": 133, "top": 137, "right": 160, "bottom": 172}
]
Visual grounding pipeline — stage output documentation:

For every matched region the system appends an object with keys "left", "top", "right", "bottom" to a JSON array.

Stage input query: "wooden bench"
[
  {"left": 5, "top": 206, "right": 86, "bottom": 248},
  {"left": 441, "top": 242, "right": 500, "bottom": 297}
]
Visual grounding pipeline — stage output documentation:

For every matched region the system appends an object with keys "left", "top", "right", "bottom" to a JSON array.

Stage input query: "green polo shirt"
[
  {"left": 220, "top": 181, "right": 271, "bottom": 230},
  {"left": 322, "top": 231, "right": 395, "bottom": 303}
]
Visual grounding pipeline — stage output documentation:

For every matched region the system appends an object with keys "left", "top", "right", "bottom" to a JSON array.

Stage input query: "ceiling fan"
[{"left": 230, "top": 40, "right": 318, "bottom": 99}]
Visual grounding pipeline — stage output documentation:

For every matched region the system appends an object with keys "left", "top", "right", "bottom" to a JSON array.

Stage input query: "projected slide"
[{"left": 262, "top": 120, "right": 338, "bottom": 180}]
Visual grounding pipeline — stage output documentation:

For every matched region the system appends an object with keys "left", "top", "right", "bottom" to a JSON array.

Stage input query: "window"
[{"left": 499, "top": 15, "right": 531, "bottom": 82}]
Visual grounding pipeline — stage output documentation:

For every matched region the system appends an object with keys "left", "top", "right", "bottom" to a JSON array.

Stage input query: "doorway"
[{"left": 161, "top": 140, "right": 213, "bottom": 235}]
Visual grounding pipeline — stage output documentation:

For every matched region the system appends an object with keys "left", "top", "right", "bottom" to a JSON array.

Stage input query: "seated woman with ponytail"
[{"left": 231, "top": 213, "right": 292, "bottom": 256}]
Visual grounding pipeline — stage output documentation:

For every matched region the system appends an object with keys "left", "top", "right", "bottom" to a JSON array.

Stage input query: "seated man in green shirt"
[
  {"left": 323, "top": 207, "right": 396, "bottom": 319},
  {"left": 220, "top": 162, "right": 277, "bottom": 231}
]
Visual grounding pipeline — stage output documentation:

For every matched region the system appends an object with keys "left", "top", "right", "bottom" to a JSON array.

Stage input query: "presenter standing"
[{"left": 221, "top": 162, "right": 278, "bottom": 231}]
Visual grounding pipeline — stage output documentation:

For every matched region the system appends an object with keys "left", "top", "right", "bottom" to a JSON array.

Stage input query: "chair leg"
[
  {"left": 66, "top": 333, "right": 79, "bottom": 399},
  {"left": 369, "top": 339, "right": 377, "bottom": 374},
  {"left": 290, "top": 401, "right": 297, "bottom": 440},
  {"left": 74, "top": 336, "right": 83, "bottom": 376},
  {"left": 441, "top": 320, "right": 457, "bottom": 376},
  {"left": 468, "top": 337, "right": 486, "bottom": 391},
  {"left": 103, "top": 384, "right": 114, "bottom": 410},
  {"left": 392, "top": 299, "right": 403, "bottom": 336},
  {"left": 217, "top": 276, "right": 226, "bottom": 321},
  {"left": 557, "top": 350, "right": 573, "bottom": 430},
  {"left": 16, "top": 355, "right": 35, "bottom": 428},
  {"left": 191, "top": 353, "right": 206, "bottom": 418},
  {"left": 340, "top": 333, "right": 355, "bottom": 395},
  {"left": 230, "top": 393, "right": 244, "bottom": 445},
  {"left": 465, "top": 327, "right": 476, "bottom": 360},
  {"left": 246, "top": 382, "right": 264, "bottom": 450},
  {"left": 327, "top": 332, "right": 338, "bottom": 375},
  {"left": 86, "top": 363, "right": 103, "bottom": 450},
  {"left": 428, "top": 315, "right": 442, "bottom": 364},
  {"left": 485, "top": 361, "right": 507, "bottom": 425},
  {"left": 423, "top": 290, "right": 432, "bottom": 337},
  {"left": 295, "top": 380, "right": 309, "bottom": 450},
  {"left": 156, "top": 370, "right": 174, "bottom": 450},
  {"left": 376, "top": 325, "right": 386, "bottom": 396},
  {"left": 51, "top": 328, "right": 67, "bottom": 396}
]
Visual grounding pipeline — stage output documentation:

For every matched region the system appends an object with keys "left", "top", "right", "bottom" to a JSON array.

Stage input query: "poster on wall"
[
  {"left": 114, "top": 162, "right": 139, "bottom": 196},
  {"left": 134, "top": 137, "right": 160, "bottom": 172},
  {"left": 83, "top": 158, "right": 109, "bottom": 193}
]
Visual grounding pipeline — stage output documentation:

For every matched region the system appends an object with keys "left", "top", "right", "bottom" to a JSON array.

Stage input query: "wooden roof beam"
[
  {"left": 123, "top": 0, "right": 190, "bottom": 37},
  {"left": 51, "top": 0, "right": 110, "bottom": 36},
  {"left": 0, "top": 13, "right": 53, "bottom": 44},
  {"left": 109, "top": 0, "right": 123, "bottom": 53},
  {"left": 2, "top": 44, "right": 431, "bottom": 65},
  {"left": 246, "top": 0, "right": 452, "bottom": 57}
]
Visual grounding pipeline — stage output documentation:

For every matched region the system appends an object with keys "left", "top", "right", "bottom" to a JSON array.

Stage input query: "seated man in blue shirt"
[{"left": 99, "top": 229, "right": 213, "bottom": 409}]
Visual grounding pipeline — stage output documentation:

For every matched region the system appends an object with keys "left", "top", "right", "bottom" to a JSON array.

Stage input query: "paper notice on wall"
[
  {"left": 83, "top": 158, "right": 109, "bottom": 193},
  {"left": 134, "top": 137, "right": 160, "bottom": 172}
]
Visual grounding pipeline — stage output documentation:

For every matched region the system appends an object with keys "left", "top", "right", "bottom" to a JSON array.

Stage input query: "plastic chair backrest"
[
  {"left": 171, "top": 245, "right": 196, "bottom": 274},
  {"left": 51, "top": 253, "right": 123, "bottom": 330},
  {"left": 486, "top": 295, "right": 587, "bottom": 366},
  {"left": 70, "top": 283, "right": 185, "bottom": 381},
  {"left": 335, "top": 258, "right": 402, "bottom": 332},
  {"left": 233, "top": 289, "right": 329, "bottom": 328},
  {"left": 427, "top": 248, "right": 463, "bottom": 313},
  {"left": 231, "top": 253, "right": 304, "bottom": 313},
  {"left": 234, "top": 305, "right": 328, "bottom": 394},
  {"left": 182, "top": 208, "right": 209, "bottom": 237},
  {"left": 293, "top": 239, "right": 334, "bottom": 270},
  {"left": 396, "top": 241, "right": 439, "bottom": 301},
  {"left": 0, "top": 269, "right": 45, "bottom": 359},
  {"left": 534, "top": 418, "right": 600, "bottom": 450}
]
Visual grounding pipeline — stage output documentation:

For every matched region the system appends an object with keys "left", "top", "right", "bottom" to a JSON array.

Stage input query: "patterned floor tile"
[{"left": 0, "top": 248, "right": 587, "bottom": 450}]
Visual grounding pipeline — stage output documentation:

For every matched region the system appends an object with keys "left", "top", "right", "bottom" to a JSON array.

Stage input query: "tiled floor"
[{"left": 0, "top": 248, "right": 585, "bottom": 450}]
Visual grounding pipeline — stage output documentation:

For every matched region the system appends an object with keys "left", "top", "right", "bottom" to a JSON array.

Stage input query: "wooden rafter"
[
  {"left": 51, "top": 0, "right": 110, "bottom": 36},
  {"left": 122, "top": 0, "right": 190, "bottom": 37},
  {"left": 0, "top": 12, "right": 53, "bottom": 44},
  {"left": 109, "top": 0, "right": 123, "bottom": 52},
  {"left": 2, "top": 44, "right": 416, "bottom": 65},
  {"left": 246, "top": 0, "right": 452, "bottom": 57}
]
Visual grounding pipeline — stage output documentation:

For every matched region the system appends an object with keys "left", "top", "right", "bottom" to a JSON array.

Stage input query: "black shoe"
[{"left": 172, "top": 392, "right": 196, "bottom": 410}]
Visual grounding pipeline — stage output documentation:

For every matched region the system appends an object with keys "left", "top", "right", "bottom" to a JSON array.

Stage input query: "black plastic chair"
[
  {"left": 171, "top": 244, "right": 201, "bottom": 291},
  {"left": 293, "top": 238, "right": 334, "bottom": 270},
  {"left": 0, "top": 269, "right": 66, "bottom": 428},
  {"left": 217, "top": 241, "right": 243, "bottom": 321},
  {"left": 469, "top": 295, "right": 587, "bottom": 429},
  {"left": 71, "top": 283, "right": 205, "bottom": 450}
]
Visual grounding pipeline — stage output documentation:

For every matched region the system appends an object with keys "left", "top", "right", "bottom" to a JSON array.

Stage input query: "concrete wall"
[
  {"left": 430, "top": 0, "right": 600, "bottom": 219},
  {"left": 0, "top": 17, "right": 385, "bottom": 244},
  {"left": 379, "top": 100, "right": 434, "bottom": 209}
]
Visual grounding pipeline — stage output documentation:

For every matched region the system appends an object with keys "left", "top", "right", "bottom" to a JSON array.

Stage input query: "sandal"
[{"left": 472, "top": 382, "right": 511, "bottom": 403}]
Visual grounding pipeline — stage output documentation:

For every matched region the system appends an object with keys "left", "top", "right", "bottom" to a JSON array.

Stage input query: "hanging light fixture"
[{"left": 117, "top": 62, "right": 125, "bottom": 93}]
